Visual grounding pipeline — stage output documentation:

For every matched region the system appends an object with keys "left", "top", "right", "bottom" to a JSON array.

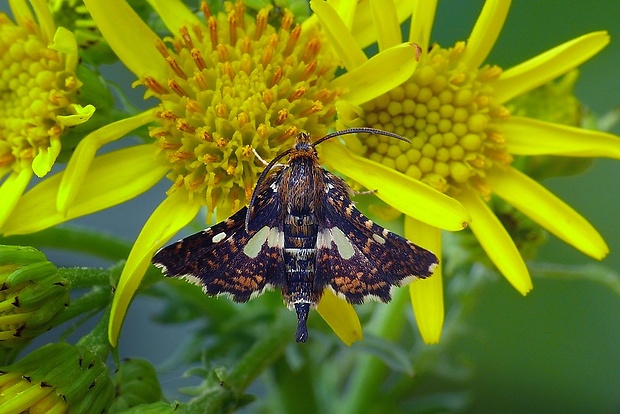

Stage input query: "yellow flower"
[
  {"left": 316, "top": 0, "right": 620, "bottom": 343},
  {"left": 0, "top": 0, "right": 461, "bottom": 346},
  {"left": 0, "top": 0, "right": 94, "bottom": 229}
]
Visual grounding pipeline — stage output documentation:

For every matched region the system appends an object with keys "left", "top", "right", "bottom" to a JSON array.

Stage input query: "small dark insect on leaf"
[{"left": 152, "top": 127, "right": 438, "bottom": 343}]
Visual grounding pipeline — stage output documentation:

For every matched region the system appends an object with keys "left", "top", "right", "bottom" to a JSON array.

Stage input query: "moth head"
[
  {"left": 245, "top": 127, "right": 410, "bottom": 230},
  {"left": 292, "top": 132, "right": 317, "bottom": 156}
]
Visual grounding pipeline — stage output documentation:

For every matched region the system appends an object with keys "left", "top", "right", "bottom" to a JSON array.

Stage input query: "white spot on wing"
[
  {"left": 330, "top": 227, "right": 355, "bottom": 259},
  {"left": 243, "top": 226, "right": 269, "bottom": 258},
  {"left": 267, "top": 227, "right": 284, "bottom": 248},
  {"left": 212, "top": 232, "right": 227, "bottom": 243},
  {"left": 372, "top": 233, "right": 385, "bottom": 244}
]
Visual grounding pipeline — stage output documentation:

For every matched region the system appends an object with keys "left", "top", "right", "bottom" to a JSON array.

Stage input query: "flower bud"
[
  {"left": 0, "top": 246, "right": 70, "bottom": 347},
  {"left": 109, "top": 358, "right": 164, "bottom": 412},
  {"left": 0, "top": 342, "right": 114, "bottom": 412}
]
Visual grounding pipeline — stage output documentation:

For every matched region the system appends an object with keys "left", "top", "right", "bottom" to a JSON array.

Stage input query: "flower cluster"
[{"left": 0, "top": 0, "right": 617, "bottom": 386}]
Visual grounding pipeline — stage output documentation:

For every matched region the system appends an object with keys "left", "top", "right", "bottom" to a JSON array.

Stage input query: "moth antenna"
[
  {"left": 245, "top": 148, "right": 293, "bottom": 231},
  {"left": 311, "top": 126, "right": 410, "bottom": 147},
  {"left": 252, "top": 148, "right": 270, "bottom": 167}
]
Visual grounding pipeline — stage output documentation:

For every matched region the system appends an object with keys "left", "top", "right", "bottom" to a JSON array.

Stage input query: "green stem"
[
  {"left": 76, "top": 306, "right": 112, "bottom": 360},
  {"left": 186, "top": 311, "right": 296, "bottom": 413},
  {"left": 0, "top": 226, "right": 131, "bottom": 261},
  {"left": 59, "top": 267, "right": 111, "bottom": 289},
  {"left": 60, "top": 286, "right": 111, "bottom": 324},
  {"left": 340, "top": 288, "right": 410, "bottom": 414}
]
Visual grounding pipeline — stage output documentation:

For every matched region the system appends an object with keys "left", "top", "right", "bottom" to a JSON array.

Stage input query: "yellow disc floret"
[
  {"left": 0, "top": 10, "right": 89, "bottom": 178},
  {"left": 143, "top": 2, "right": 342, "bottom": 216},
  {"left": 360, "top": 42, "right": 511, "bottom": 199}
]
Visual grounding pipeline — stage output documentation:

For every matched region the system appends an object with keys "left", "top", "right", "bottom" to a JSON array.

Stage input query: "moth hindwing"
[{"left": 152, "top": 127, "right": 439, "bottom": 343}]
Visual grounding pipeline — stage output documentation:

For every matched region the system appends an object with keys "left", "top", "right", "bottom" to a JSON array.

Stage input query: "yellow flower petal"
[
  {"left": 146, "top": 0, "right": 200, "bottom": 33},
  {"left": 32, "top": 137, "right": 61, "bottom": 177},
  {"left": 320, "top": 140, "right": 470, "bottom": 231},
  {"left": 408, "top": 0, "right": 438, "bottom": 51},
  {"left": 456, "top": 190, "right": 532, "bottom": 295},
  {"left": 8, "top": 0, "right": 34, "bottom": 27},
  {"left": 109, "top": 190, "right": 201, "bottom": 346},
  {"left": 331, "top": 42, "right": 420, "bottom": 106},
  {"left": 504, "top": 116, "right": 620, "bottom": 158},
  {"left": 351, "top": 0, "right": 414, "bottom": 48},
  {"left": 83, "top": 0, "right": 167, "bottom": 79},
  {"left": 28, "top": 0, "right": 56, "bottom": 43},
  {"left": 303, "top": 0, "right": 357, "bottom": 35},
  {"left": 494, "top": 31, "right": 610, "bottom": 103},
  {"left": 488, "top": 167, "right": 609, "bottom": 260},
  {"left": 460, "top": 0, "right": 511, "bottom": 70},
  {"left": 56, "top": 104, "right": 96, "bottom": 127},
  {"left": 316, "top": 289, "right": 362, "bottom": 346},
  {"left": 50, "top": 27, "right": 79, "bottom": 70},
  {"left": 304, "top": 0, "right": 414, "bottom": 49},
  {"left": 0, "top": 169, "right": 33, "bottom": 230},
  {"left": 369, "top": 0, "right": 401, "bottom": 51},
  {"left": 406, "top": 217, "right": 443, "bottom": 344},
  {"left": 58, "top": 110, "right": 154, "bottom": 213},
  {"left": 2, "top": 145, "right": 168, "bottom": 235},
  {"left": 310, "top": 0, "right": 367, "bottom": 71}
]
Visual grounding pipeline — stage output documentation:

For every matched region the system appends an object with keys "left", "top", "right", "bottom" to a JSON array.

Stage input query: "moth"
[{"left": 152, "top": 127, "right": 438, "bottom": 342}]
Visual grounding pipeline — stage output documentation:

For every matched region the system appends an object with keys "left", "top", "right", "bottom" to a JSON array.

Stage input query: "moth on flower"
[{"left": 152, "top": 128, "right": 438, "bottom": 342}]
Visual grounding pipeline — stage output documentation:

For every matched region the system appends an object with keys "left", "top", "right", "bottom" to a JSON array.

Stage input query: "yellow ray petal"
[
  {"left": 56, "top": 104, "right": 96, "bottom": 127},
  {"left": 146, "top": 0, "right": 200, "bottom": 33},
  {"left": 331, "top": 42, "right": 420, "bottom": 106},
  {"left": 3, "top": 145, "right": 168, "bottom": 235},
  {"left": 303, "top": 0, "right": 356, "bottom": 34},
  {"left": 109, "top": 190, "right": 201, "bottom": 346},
  {"left": 83, "top": 0, "right": 167, "bottom": 80},
  {"left": 310, "top": 0, "right": 367, "bottom": 71},
  {"left": 504, "top": 116, "right": 620, "bottom": 158},
  {"left": 488, "top": 167, "right": 608, "bottom": 260},
  {"left": 8, "top": 0, "right": 33, "bottom": 27},
  {"left": 406, "top": 217, "right": 443, "bottom": 344},
  {"left": 460, "top": 0, "right": 511, "bottom": 70},
  {"left": 317, "top": 289, "right": 362, "bottom": 346},
  {"left": 58, "top": 110, "right": 154, "bottom": 213},
  {"left": 320, "top": 140, "right": 470, "bottom": 231},
  {"left": 351, "top": 0, "right": 413, "bottom": 48},
  {"left": 29, "top": 0, "right": 56, "bottom": 43},
  {"left": 369, "top": 0, "right": 401, "bottom": 51},
  {"left": 494, "top": 31, "right": 610, "bottom": 103},
  {"left": 456, "top": 190, "right": 533, "bottom": 295},
  {"left": 0, "top": 169, "right": 33, "bottom": 230},
  {"left": 304, "top": 0, "right": 413, "bottom": 49},
  {"left": 32, "top": 137, "right": 61, "bottom": 178},
  {"left": 408, "top": 0, "right": 437, "bottom": 52},
  {"left": 331, "top": 0, "right": 357, "bottom": 30},
  {"left": 51, "top": 26, "right": 79, "bottom": 71}
]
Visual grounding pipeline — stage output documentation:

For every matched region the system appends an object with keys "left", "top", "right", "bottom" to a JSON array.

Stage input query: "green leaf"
[{"left": 353, "top": 334, "right": 414, "bottom": 376}]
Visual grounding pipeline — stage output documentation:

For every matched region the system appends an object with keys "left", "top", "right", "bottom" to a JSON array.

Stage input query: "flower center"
[
  {"left": 143, "top": 2, "right": 342, "bottom": 216},
  {"left": 0, "top": 13, "right": 81, "bottom": 175},
  {"left": 360, "top": 42, "right": 512, "bottom": 198}
]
